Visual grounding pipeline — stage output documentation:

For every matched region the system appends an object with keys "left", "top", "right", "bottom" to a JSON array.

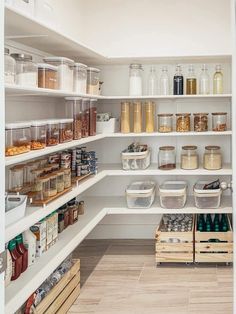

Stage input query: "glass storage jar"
[
  {"left": 31, "top": 121, "right": 47, "bottom": 150},
  {"left": 129, "top": 63, "right": 143, "bottom": 96},
  {"left": 73, "top": 62, "right": 87, "bottom": 94},
  {"left": 43, "top": 57, "right": 74, "bottom": 91},
  {"left": 9, "top": 165, "right": 25, "bottom": 192},
  {"left": 176, "top": 113, "right": 191, "bottom": 132},
  {"left": 158, "top": 146, "right": 176, "bottom": 170},
  {"left": 5, "top": 122, "right": 31, "bottom": 156},
  {"left": 193, "top": 113, "right": 208, "bottom": 132},
  {"left": 48, "top": 174, "right": 57, "bottom": 197},
  {"left": 212, "top": 112, "right": 227, "bottom": 131},
  {"left": 133, "top": 101, "right": 142, "bottom": 133},
  {"left": 87, "top": 67, "right": 100, "bottom": 95},
  {"left": 64, "top": 168, "right": 72, "bottom": 189},
  {"left": 203, "top": 146, "right": 222, "bottom": 170},
  {"left": 11, "top": 53, "right": 38, "bottom": 87},
  {"left": 56, "top": 171, "right": 65, "bottom": 193},
  {"left": 68, "top": 198, "right": 78, "bottom": 225},
  {"left": 59, "top": 119, "right": 73, "bottom": 143},
  {"left": 65, "top": 97, "right": 82, "bottom": 140},
  {"left": 42, "top": 164, "right": 53, "bottom": 176},
  {"left": 25, "top": 160, "right": 40, "bottom": 185},
  {"left": 5, "top": 48, "right": 16, "bottom": 84},
  {"left": 181, "top": 146, "right": 199, "bottom": 170},
  {"left": 121, "top": 102, "right": 131, "bottom": 133},
  {"left": 81, "top": 98, "right": 90, "bottom": 137},
  {"left": 46, "top": 119, "right": 59, "bottom": 146},
  {"left": 41, "top": 176, "right": 50, "bottom": 200},
  {"left": 31, "top": 169, "right": 44, "bottom": 192},
  {"left": 145, "top": 101, "right": 155, "bottom": 132},
  {"left": 157, "top": 114, "right": 173, "bottom": 133},
  {"left": 89, "top": 99, "right": 97, "bottom": 136},
  {"left": 38, "top": 63, "right": 58, "bottom": 89}
]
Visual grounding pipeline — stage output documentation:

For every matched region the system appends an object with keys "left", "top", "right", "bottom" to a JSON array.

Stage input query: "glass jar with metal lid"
[
  {"left": 203, "top": 146, "right": 222, "bottom": 170},
  {"left": 193, "top": 113, "right": 208, "bottom": 132},
  {"left": 212, "top": 112, "right": 227, "bottom": 131},
  {"left": 181, "top": 146, "right": 199, "bottom": 170},
  {"left": 129, "top": 63, "right": 143, "bottom": 96},
  {"left": 73, "top": 62, "right": 87, "bottom": 94},
  {"left": 158, "top": 146, "right": 176, "bottom": 170},
  {"left": 157, "top": 113, "right": 173, "bottom": 133},
  {"left": 5, "top": 48, "right": 16, "bottom": 84},
  {"left": 176, "top": 113, "right": 191, "bottom": 132},
  {"left": 11, "top": 53, "right": 38, "bottom": 87}
]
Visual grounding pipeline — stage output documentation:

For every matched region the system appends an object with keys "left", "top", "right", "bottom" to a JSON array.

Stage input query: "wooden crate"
[
  {"left": 36, "top": 259, "right": 80, "bottom": 314},
  {"left": 195, "top": 215, "right": 233, "bottom": 263},
  {"left": 155, "top": 216, "right": 194, "bottom": 264}
]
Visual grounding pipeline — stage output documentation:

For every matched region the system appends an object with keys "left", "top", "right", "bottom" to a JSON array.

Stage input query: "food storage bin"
[
  {"left": 8, "top": 165, "right": 25, "bottom": 192},
  {"left": 145, "top": 101, "right": 155, "bottom": 132},
  {"left": 38, "top": 63, "right": 58, "bottom": 89},
  {"left": 11, "top": 53, "right": 38, "bottom": 87},
  {"left": 212, "top": 112, "right": 227, "bottom": 131},
  {"left": 5, "top": 47, "right": 16, "bottom": 84},
  {"left": 126, "top": 181, "right": 156, "bottom": 208},
  {"left": 5, "top": 122, "right": 31, "bottom": 156},
  {"left": 46, "top": 119, "right": 59, "bottom": 146},
  {"left": 89, "top": 99, "right": 97, "bottom": 136},
  {"left": 203, "top": 145, "right": 222, "bottom": 170},
  {"left": 65, "top": 97, "right": 82, "bottom": 140},
  {"left": 194, "top": 181, "right": 222, "bottom": 208},
  {"left": 96, "top": 118, "right": 120, "bottom": 133},
  {"left": 158, "top": 146, "right": 176, "bottom": 170},
  {"left": 121, "top": 102, "right": 131, "bottom": 133},
  {"left": 87, "top": 67, "right": 100, "bottom": 95},
  {"left": 159, "top": 181, "right": 187, "bottom": 209},
  {"left": 176, "top": 113, "right": 191, "bottom": 132},
  {"left": 73, "top": 63, "right": 87, "bottom": 94},
  {"left": 43, "top": 57, "right": 74, "bottom": 91},
  {"left": 31, "top": 120, "right": 47, "bottom": 150},
  {"left": 81, "top": 98, "right": 90, "bottom": 137},
  {"left": 157, "top": 113, "right": 173, "bottom": 133},
  {"left": 193, "top": 113, "right": 208, "bottom": 132},
  {"left": 59, "top": 119, "right": 73, "bottom": 143},
  {"left": 121, "top": 149, "right": 151, "bottom": 170},
  {"left": 5, "top": 194, "right": 27, "bottom": 226},
  {"left": 181, "top": 145, "right": 199, "bottom": 170}
]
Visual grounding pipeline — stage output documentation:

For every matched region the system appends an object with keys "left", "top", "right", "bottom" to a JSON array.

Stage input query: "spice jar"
[
  {"left": 46, "top": 120, "right": 59, "bottom": 146},
  {"left": 204, "top": 146, "right": 222, "bottom": 170},
  {"left": 64, "top": 168, "right": 72, "bottom": 189},
  {"left": 121, "top": 102, "right": 130, "bottom": 133},
  {"left": 31, "top": 121, "right": 47, "bottom": 150},
  {"left": 65, "top": 97, "right": 83, "bottom": 140},
  {"left": 59, "top": 119, "right": 73, "bottom": 143},
  {"left": 193, "top": 113, "right": 208, "bottom": 132},
  {"left": 38, "top": 63, "right": 58, "bottom": 89},
  {"left": 133, "top": 101, "right": 142, "bottom": 133},
  {"left": 157, "top": 114, "right": 173, "bottom": 133},
  {"left": 9, "top": 165, "right": 25, "bottom": 192},
  {"left": 11, "top": 53, "right": 37, "bottom": 87},
  {"left": 89, "top": 99, "right": 97, "bottom": 136},
  {"left": 145, "top": 101, "right": 155, "bottom": 132},
  {"left": 181, "top": 146, "right": 199, "bottom": 170},
  {"left": 48, "top": 174, "right": 57, "bottom": 197},
  {"left": 56, "top": 171, "right": 65, "bottom": 193},
  {"left": 176, "top": 113, "right": 191, "bottom": 132},
  {"left": 212, "top": 112, "right": 227, "bottom": 131},
  {"left": 158, "top": 146, "right": 176, "bottom": 170},
  {"left": 5, "top": 122, "right": 31, "bottom": 156},
  {"left": 5, "top": 48, "right": 16, "bottom": 84},
  {"left": 68, "top": 198, "right": 78, "bottom": 225},
  {"left": 87, "top": 67, "right": 100, "bottom": 95},
  {"left": 81, "top": 98, "right": 90, "bottom": 137},
  {"left": 78, "top": 200, "right": 85, "bottom": 215},
  {"left": 73, "top": 62, "right": 87, "bottom": 94}
]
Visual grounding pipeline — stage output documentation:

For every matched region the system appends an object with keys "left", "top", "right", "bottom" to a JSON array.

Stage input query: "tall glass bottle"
[
  {"left": 173, "top": 65, "right": 184, "bottom": 95},
  {"left": 186, "top": 64, "right": 197, "bottom": 95},
  {"left": 160, "top": 66, "right": 170, "bottom": 95},
  {"left": 213, "top": 64, "right": 223, "bottom": 94},
  {"left": 199, "top": 64, "right": 210, "bottom": 95},
  {"left": 147, "top": 66, "right": 158, "bottom": 95}
]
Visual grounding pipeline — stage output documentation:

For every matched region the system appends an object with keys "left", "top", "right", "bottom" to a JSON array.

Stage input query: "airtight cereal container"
[
  {"left": 159, "top": 181, "right": 187, "bottom": 209},
  {"left": 193, "top": 181, "right": 222, "bottom": 209},
  {"left": 38, "top": 63, "right": 58, "bottom": 89},
  {"left": 121, "top": 149, "right": 151, "bottom": 170},
  {"left": 126, "top": 181, "right": 156, "bottom": 208},
  {"left": 59, "top": 119, "right": 73, "bottom": 143},
  {"left": 87, "top": 67, "right": 100, "bottom": 95},
  {"left": 5, "top": 122, "right": 31, "bottom": 156},
  {"left": 31, "top": 120, "right": 47, "bottom": 150},
  {"left": 46, "top": 119, "right": 59, "bottom": 146}
]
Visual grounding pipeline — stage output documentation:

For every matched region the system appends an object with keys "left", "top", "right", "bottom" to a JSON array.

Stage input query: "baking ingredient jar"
[
  {"left": 31, "top": 120, "right": 47, "bottom": 150},
  {"left": 11, "top": 53, "right": 37, "bottom": 87},
  {"left": 65, "top": 97, "right": 83, "bottom": 140},
  {"left": 73, "top": 62, "right": 87, "bottom": 94},
  {"left": 129, "top": 63, "right": 143, "bottom": 96},
  {"left": 145, "top": 101, "right": 155, "bottom": 132},
  {"left": 25, "top": 161, "right": 40, "bottom": 185},
  {"left": 5, "top": 48, "right": 16, "bottom": 84},
  {"left": 5, "top": 122, "right": 31, "bottom": 156},
  {"left": 64, "top": 168, "right": 72, "bottom": 189},
  {"left": 158, "top": 146, "right": 176, "bottom": 170},
  {"left": 181, "top": 146, "right": 199, "bottom": 170},
  {"left": 68, "top": 198, "right": 78, "bottom": 225},
  {"left": 9, "top": 165, "right": 25, "bottom": 192},
  {"left": 38, "top": 63, "right": 58, "bottom": 89},
  {"left": 204, "top": 146, "right": 222, "bottom": 170},
  {"left": 89, "top": 99, "right": 97, "bottom": 136},
  {"left": 157, "top": 114, "right": 173, "bottom": 133},
  {"left": 212, "top": 112, "right": 227, "bottom": 131},
  {"left": 133, "top": 101, "right": 142, "bottom": 133},
  {"left": 56, "top": 171, "right": 65, "bottom": 193},
  {"left": 81, "top": 98, "right": 90, "bottom": 137},
  {"left": 176, "top": 113, "right": 191, "bottom": 132},
  {"left": 193, "top": 113, "right": 208, "bottom": 132},
  {"left": 59, "top": 119, "right": 73, "bottom": 143},
  {"left": 121, "top": 102, "right": 130, "bottom": 133},
  {"left": 46, "top": 120, "right": 59, "bottom": 146},
  {"left": 87, "top": 67, "right": 100, "bottom": 95}
]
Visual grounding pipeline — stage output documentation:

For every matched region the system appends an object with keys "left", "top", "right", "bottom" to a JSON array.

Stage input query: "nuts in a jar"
[
  {"left": 193, "top": 113, "right": 208, "bottom": 132},
  {"left": 176, "top": 113, "right": 191, "bottom": 132},
  {"left": 73, "top": 118, "right": 82, "bottom": 140}
]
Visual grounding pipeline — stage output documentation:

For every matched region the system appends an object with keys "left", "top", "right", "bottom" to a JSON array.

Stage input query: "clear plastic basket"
[{"left": 126, "top": 181, "right": 156, "bottom": 208}]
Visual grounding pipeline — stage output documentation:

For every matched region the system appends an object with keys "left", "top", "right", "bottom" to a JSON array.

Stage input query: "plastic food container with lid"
[
  {"left": 43, "top": 57, "right": 74, "bottom": 91},
  {"left": 46, "top": 119, "right": 59, "bottom": 146},
  {"left": 159, "top": 181, "right": 187, "bottom": 209},
  {"left": 73, "top": 62, "right": 87, "bottom": 94},
  {"left": 59, "top": 119, "right": 73, "bottom": 143},
  {"left": 5, "top": 194, "right": 27, "bottom": 226},
  {"left": 89, "top": 99, "right": 97, "bottom": 136},
  {"left": 5, "top": 47, "right": 16, "bottom": 84},
  {"left": 38, "top": 63, "right": 58, "bottom": 89},
  {"left": 65, "top": 97, "right": 83, "bottom": 140},
  {"left": 81, "top": 98, "right": 90, "bottom": 137},
  {"left": 121, "top": 149, "right": 151, "bottom": 170},
  {"left": 5, "top": 121, "right": 31, "bottom": 156},
  {"left": 126, "top": 181, "right": 156, "bottom": 209},
  {"left": 31, "top": 120, "right": 47, "bottom": 150},
  {"left": 193, "top": 181, "right": 222, "bottom": 208},
  {"left": 87, "top": 67, "right": 100, "bottom": 95}
]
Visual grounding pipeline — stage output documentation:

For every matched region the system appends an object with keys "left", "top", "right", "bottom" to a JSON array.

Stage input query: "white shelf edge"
[{"left": 108, "top": 131, "right": 232, "bottom": 137}]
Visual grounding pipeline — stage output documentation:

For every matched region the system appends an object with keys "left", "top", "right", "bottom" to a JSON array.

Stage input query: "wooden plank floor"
[{"left": 69, "top": 239, "right": 233, "bottom": 314}]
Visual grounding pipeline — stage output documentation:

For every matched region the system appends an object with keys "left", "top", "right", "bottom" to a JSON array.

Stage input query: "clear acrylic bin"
[
  {"left": 121, "top": 149, "right": 151, "bottom": 170},
  {"left": 126, "top": 181, "right": 156, "bottom": 209},
  {"left": 194, "top": 181, "right": 222, "bottom": 209},
  {"left": 159, "top": 181, "right": 187, "bottom": 209}
]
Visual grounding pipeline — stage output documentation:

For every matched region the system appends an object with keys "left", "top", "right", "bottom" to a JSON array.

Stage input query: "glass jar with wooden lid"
[
  {"left": 158, "top": 146, "right": 176, "bottom": 170},
  {"left": 157, "top": 113, "right": 173, "bottom": 133},
  {"left": 203, "top": 146, "right": 222, "bottom": 170},
  {"left": 176, "top": 113, "right": 191, "bottom": 132},
  {"left": 181, "top": 145, "right": 199, "bottom": 170}
]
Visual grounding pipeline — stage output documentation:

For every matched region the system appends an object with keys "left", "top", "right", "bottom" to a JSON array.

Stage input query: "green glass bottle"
[
  {"left": 198, "top": 214, "right": 205, "bottom": 231},
  {"left": 220, "top": 214, "right": 228, "bottom": 231},
  {"left": 205, "top": 214, "right": 212, "bottom": 232},
  {"left": 213, "top": 214, "right": 220, "bottom": 232}
]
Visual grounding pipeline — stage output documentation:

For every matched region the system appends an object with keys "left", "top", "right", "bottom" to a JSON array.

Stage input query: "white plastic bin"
[
  {"left": 159, "top": 181, "right": 187, "bottom": 209},
  {"left": 121, "top": 149, "right": 151, "bottom": 170},
  {"left": 126, "top": 181, "right": 156, "bottom": 209},
  {"left": 5, "top": 194, "right": 27, "bottom": 226},
  {"left": 194, "top": 181, "right": 222, "bottom": 209},
  {"left": 96, "top": 118, "right": 119, "bottom": 134}
]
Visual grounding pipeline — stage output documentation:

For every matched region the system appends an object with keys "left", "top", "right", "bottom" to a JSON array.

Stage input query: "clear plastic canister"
[
  {"left": 38, "top": 63, "right": 58, "bottom": 89},
  {"left": 212, "top": 112, "right": 227, "bottom": 131},
  {"left": 73, "top": 63, "right": 87, "bottom": 94},
  {"left": 176, "top": 113, "right": 191, "bottom": 132},
  {"left": 181, "top": 145, "right": 199, "bottom": 170},
  {"left": 157, "top": 114, "right": 173, "bottom": 133},
  {"left": 25, "top": 160, "right": 40, "bottom": 185},
  {"left": 158, "top": 146, "right": 176, "bottom": 170},
  {"left": 89, "top": 99, "right": 97, "bottom": 136},
  {"left": 203, "top": 146, "right": 222, "bottom": 170},
  {"left": 31, "top": 121, "right": 47, "bottom": 150},
  {"left": 59, "top": 119, "right": 73, "bottom": 143},
  {"left": 5, "top": 48, "right": 16, "bottom": 84},
  {"left": 46, "top": 120, "right": 59, "bottom": 146},
  {"left": 65, "top": 97, "right": 82, "bottom": 140},
  {"left": 5, "top": 122, "right": 31, "bottom": 156},
  {"left": 87, "top": 67, "right": 100, "bottom": 95},
  {"left": 81, "top": 98, "right": 90, "bottom": 137},
  {"left": 9, "top": 165, "right": 25, "bottom": 192},
  {"left": 121, "top": 102, "right": 130, "bottom": 133},
  {"left": 145, "top": 101, "right": 155, "bottom": 132},
  {"left": 193, "top": 113, "right": 208, "bottom": 132}
]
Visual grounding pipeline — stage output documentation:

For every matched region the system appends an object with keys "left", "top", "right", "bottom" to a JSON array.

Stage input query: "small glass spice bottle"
[{"left": 78, "top": 200, "right": 85, "bottom": 215}]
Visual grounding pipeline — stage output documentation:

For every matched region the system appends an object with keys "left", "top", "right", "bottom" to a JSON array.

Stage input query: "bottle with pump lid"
[
  {"left": 16, "top": 234, "right": 28, "bottom": 272},
  {"left": 173, "top": 65, "right": 184, "bottom": 95},
  {"left": 186, "top": 64, "right": 197, "bottom": 95},
  {"left": 147, "top": 66, "right": 158, "bottom": 95},
  {"left": 160, "top": 66, "right": 170, "bottom": 95},
  {"left": 8, "top": 239, "right": 22, "bottom": 280},
  {"left": 213, "top": 64, "right": 223, "bottom": 94},
  {"left": 199, "top": 64, "right": 210, "bottom": 94}
]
